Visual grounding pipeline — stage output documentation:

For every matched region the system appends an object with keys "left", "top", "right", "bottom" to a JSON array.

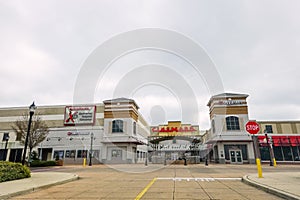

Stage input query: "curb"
[
  {"left": 242, "top": 175, "right": 299, "bottom": 200},
  {"left": 0, "top": 174, "right": 79, "bottom": 200}
]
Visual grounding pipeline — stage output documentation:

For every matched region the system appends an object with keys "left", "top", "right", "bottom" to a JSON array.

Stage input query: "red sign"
[
  {"left": 64, "top": 106, "right": 96, "bottom": 126},
  {"left": 245, "top": 121, "right": 260, "bottom": 134},
  {"left": 151, "top": 126, "right": 197, "bottom": 133}
]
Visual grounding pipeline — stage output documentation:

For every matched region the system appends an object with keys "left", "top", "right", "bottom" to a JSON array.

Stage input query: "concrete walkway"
[
  {"left": 0, "top": 166, "right": 299, "bottom": 199},
  {"left": 0, "top": 172, "right": 79, "bottom": 199},
  {"left": 243, "top": 172, "right": 300, "bottom": 200}
]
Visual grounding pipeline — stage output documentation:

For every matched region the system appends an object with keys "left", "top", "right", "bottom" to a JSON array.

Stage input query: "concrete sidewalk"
[
  {"left": 0, "top": 172, "right": 79, "bottom": 199},
  {"left": 243, "top": 172, "right": 300, "bottom": 200}
]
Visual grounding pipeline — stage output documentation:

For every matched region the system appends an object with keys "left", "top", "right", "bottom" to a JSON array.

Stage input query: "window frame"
[
  {"left": 112, "top": 120, "right": 124, "bottom": 133},
  {"left": 226, "top": 116, "right": 240, "bottom": 131},
  {"left": 265, "top": 125, "right": 273, "bottom": 133},
  {"left": 133, "top": 121, "right": 137, "bottom": 135}
]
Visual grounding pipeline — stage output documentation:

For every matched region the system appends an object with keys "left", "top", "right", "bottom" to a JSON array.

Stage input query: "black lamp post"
[
  {"left": 264, "top": 133, "right": 273, "bottom": 166},
  {"left": 145, "top": 137, "right": 149, "bottom": 166},
  {"left": 3, "top": 133, "right": 9, "bottom": 161},
  {"left": 22, "top": 102, "right": 36, "bottom": 165},
  {"left": 89, "top": 132, "right": 94, "bottom": 166}
]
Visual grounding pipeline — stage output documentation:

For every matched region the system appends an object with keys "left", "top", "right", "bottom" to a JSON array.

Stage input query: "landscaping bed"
[{"left": 0, "top": 161, "right": 31, "bottom": 183}]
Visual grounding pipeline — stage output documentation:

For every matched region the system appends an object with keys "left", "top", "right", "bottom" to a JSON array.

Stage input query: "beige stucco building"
[
  {"left": 1, "top": 93, "right": 299, "bottom": 165},
  {"left": 0, "top": 98, "right": 149, "bottom": 164}
]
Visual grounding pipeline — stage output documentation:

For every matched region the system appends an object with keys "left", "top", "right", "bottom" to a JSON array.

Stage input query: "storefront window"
[
  {"left": 53, "top": 150, "right": 64, "bottom": 159},
  {"left": 282, "top": 146, "right": 293, "bottom": 161},
  {"left": 273, "top": 147, "right": 283, "bottom": 161},
  {"left": 112, "top": 149, "right": 122, "bottom": 157},
  {"left": 259, "top": 147, "right": 271, "bottom": 161},
  {"left": 77, "top": 150, "right": 88, "bottom": 158},
  {"left": 292, "top": 147, "right": 300, "bottom": 161},
  {"left": 65, "top": 150, "right": 76, "bottom": 158}
]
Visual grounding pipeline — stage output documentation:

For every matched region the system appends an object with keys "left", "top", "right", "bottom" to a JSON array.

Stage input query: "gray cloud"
[{"left": 0, "top": 1, "right": 299, "bottom": 129}]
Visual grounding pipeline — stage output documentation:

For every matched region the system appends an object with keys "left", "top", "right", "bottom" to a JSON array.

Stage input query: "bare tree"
[{"left": 11, "top": 113, "right": 49, "bottom": 160}]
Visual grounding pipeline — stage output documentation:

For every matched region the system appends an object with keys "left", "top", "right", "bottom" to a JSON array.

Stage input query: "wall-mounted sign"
[
  {"left": 150, "top": 125, "right": 199, "bottom": 136},
  {"left": 67, "top": 131, "right": 91, "bottom": 136},
  {"left": 64, "top": 106, "right": 96, "bottom": 126},
  {"left": 215, "top": 100, "right": 244, "bottom": 105}
]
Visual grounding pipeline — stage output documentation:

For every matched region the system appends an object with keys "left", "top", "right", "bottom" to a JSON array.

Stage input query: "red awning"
[
  {"left": 257, "top": 135, "right": 300, "bottom": 147},
  {"left": 280, "top": 136, "right": 290, "bottom": 146},
  {"left": 271, "top": 136, "right": 281, "bottom": 146},
  {"left": 258, "top": 135, "right": 269, "bottom": 146},
  {"left": 289, "top": 136, "right": 300, "bottom": 146}
]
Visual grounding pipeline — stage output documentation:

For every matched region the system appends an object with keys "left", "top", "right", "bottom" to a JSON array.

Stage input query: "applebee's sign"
[{"left": 64, "top": 106, "right": 96, "bottom": 126}]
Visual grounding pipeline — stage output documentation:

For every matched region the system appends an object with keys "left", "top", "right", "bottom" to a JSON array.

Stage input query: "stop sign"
[{"left": 245, "top": 121, "right": 260, "bottom": 134}]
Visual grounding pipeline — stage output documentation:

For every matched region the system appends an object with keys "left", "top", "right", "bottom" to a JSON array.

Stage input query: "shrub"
[
  {"left": 30, "top": 160, "right": 57, "bottom": 167},
  {"left": 0, "top": 161, "right": 31, "bottom": 183},
  {"left": 30, "top": 151, "right": 40, "bottom": 161}
]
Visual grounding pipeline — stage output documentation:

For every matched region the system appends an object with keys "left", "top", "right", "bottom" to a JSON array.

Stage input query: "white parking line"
[{"left": 157, "top": 177, "right": 241, "bottom": 182}]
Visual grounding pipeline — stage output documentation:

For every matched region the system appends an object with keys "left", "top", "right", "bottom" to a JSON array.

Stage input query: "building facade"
[
  {"left": 1, "top": 93, "right": 300, "bottom": 165},
  {"left": 256, "top": 121, "right": 300, "bottom": 163},
  {"left": 0, "top": 98, "right": 149, "bottom": 164},
  {"left": 206, "top": 93, "right": 255, "bottom": 164},
  {"left": 149, "top": 121, "right": 202, "bottom": 164},
  {"left": 205, "top": 93, "right": 300, "bottom": 164}
]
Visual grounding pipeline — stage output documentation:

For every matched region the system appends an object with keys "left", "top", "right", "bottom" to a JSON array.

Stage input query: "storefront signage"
[
  {"left": 67, "top": 131, "right": 91, "bottom": 136},
  {"left": 64, "top": 106, "right": 96, "bottom": 126},
  {"left": 151, "top": 125, "right": 199, "bottom": 136},
  {"left": 215, "top": 100, "right": 244, "bottom": 105}
]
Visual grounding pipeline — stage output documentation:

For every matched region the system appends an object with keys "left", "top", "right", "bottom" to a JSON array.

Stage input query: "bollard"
[
  {"left": 184, "top": 158, "right": 187, "bottom": 166},
  {"left": 256, "top": 158, "right": 263, "bottom": 178},
  {"left": 83, "top": 158, "right": 86, "bottom": 167},
  {"left": 273, "top": 158, "right": 277, "bottom": 167},
  {"left": 205, "top": 158, "right": 208, "bottom": 166}
]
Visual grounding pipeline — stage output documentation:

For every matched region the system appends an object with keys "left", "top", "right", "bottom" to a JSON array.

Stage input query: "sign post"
[{"left": 245, "top": 121, "right": 263, "bottom": 178}]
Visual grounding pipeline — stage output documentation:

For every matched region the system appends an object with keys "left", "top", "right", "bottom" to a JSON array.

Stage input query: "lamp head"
[{"left": 29, "top": 101, "right": 36, "bottom": 114}]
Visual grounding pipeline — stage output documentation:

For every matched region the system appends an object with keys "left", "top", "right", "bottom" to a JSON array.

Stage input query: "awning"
[{"left": 258, "top": 135, "right": 300, "bottom": 147}]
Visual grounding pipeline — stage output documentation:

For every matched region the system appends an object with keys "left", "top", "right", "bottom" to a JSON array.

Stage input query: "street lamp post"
[
  {"left": 3, "top": 133, "right": 9, "bottom": 161},
  {"left": 89, "top": 132, "right": 94, "bottom": 166},
  {"left": 264, "top": 133, "right": 273, "bottom": 166},
  {"left": 145, "top": 137, "right": 149, "bottom": 166},
  {"left": 22, "top": 102, "right": 36, "bottom": 166}
]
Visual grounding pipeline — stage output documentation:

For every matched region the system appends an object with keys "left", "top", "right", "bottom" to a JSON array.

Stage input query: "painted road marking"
[
  {"left": 157, "top": 177, "right": 242, "bottom": 182},
  {"left": 134, "top": 177, "right": 241, "bottom": 199},
  {"left": 134, "top": 178, "right": 157, "bottom": 200}
]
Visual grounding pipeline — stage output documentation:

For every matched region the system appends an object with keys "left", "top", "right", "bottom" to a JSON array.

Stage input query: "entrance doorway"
[
  {"left": 111, "top": 149, "right": 122, "bottom": 161},
  {"left": 9, "top": 149, "right": 23, "bottom": 163},
  {"left": 229, "top": 150, "right": 243, "bottom": 164}
]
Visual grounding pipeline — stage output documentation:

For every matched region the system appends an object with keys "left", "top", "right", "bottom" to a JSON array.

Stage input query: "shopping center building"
[
  {"left": 204, "top": 93, "right": 300, "bottom": 164},
  {"left": 0, "top": 93, "right": 300, "bottom": 164},
  {"left": 0, "top": 98, "right": 149, "bottom": 164}
]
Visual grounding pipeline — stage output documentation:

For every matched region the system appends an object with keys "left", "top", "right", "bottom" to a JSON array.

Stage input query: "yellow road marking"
[{"left": 134, "top": 178, "right": 157, "bottom": 200}]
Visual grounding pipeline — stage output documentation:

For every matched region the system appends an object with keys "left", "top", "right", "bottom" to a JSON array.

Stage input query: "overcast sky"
[{"left": 1, "top": 1, "right": 299, "bottom": 129}]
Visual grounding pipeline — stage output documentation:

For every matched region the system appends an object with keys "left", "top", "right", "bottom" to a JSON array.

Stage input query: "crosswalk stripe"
[{"left": 156, "top": 177, "right": 241, "bottom": 182}]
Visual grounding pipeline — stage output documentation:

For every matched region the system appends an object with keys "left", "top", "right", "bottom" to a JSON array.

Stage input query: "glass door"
[{"left": 229, "top": 150, "right": 243, "bottom": 164}]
